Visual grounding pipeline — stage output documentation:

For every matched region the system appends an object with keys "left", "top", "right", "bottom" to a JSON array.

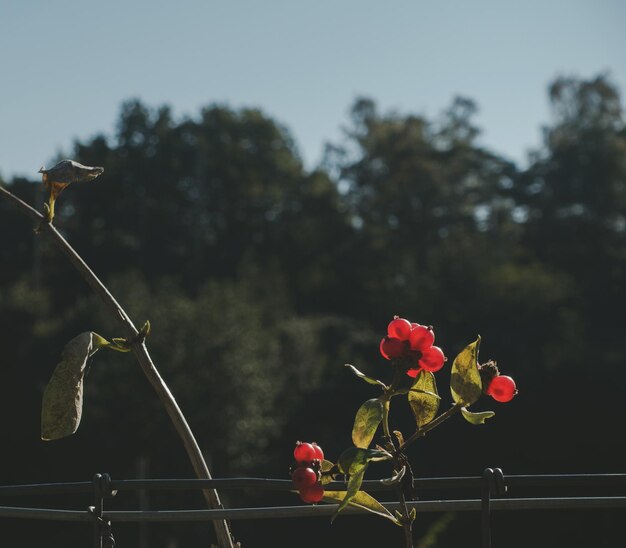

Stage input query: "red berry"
[
  {"left": 409, "top": 325, "right": 435, "bottom": 351},
  {"left": 387, "top": 317, "right": 412, "bottom": 340},
  {"left": 380, "top": 337, "right": 407, "bottom": 360},
  {"left": 294, "top": 442, "right": 316, "bottom": 464},
  {"left": 292, "top": 467, "right": 318, "bottom": 489},
  {"left": 487, "top": 375, "right": 517, "bottom": 403},
  {"left": 406, "top": 367, "right": 422, "bottom": 378},
  {"left": 311, "top": 443, "right": 324, "bottom": 461},
  {"left": 419, "top": 346, "right": 445, "bottom": 372},
  {"left": 299, "top": 483, "right": 324, "bottom": 503}
]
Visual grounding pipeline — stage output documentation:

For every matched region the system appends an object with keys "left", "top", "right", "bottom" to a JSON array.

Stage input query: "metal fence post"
[
  {"left": 482, "top": 468, "right": 507, "bottom": 548},
  {"left": 89, "top": 473, "right": 117, "bottom": 548}
]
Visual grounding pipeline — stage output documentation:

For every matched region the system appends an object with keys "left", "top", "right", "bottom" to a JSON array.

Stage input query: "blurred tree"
[
  {"left": 324, "top": 96, "right": 519, "bottom": 326},
  {"left": 1, "top": 76, "right": 625, "bottom": 547},
  {"left": 518, "top": 75, "right": 626, "bottom": 356}
]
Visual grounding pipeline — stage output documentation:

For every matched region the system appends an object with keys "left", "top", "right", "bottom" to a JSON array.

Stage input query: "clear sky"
[{"left": 1, "top": 0, "right": 624, "bottom": 179}]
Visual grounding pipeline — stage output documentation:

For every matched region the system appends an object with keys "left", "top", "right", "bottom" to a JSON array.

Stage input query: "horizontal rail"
[
  {"left": 3, "top": 472, "right": 622, "bottom": 548},
  {"left": 0, "top": 497, "right": 625, "bottom": 523},
  {"left": 1, "top": 473, "right": 625, "bottom": 497}
]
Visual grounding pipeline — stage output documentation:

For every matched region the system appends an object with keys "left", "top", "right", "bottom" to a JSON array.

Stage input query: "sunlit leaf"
[
  {"left": 323, "top": 489, "right": 401, "bottom": 525},
  {"left": 461, "top": 407, "right": 495, "bottom": 425},
  {"left": 320, "top": 459, "right": 338, "bottom": 485},
  {"left": 450, "top": 336, "right": 483, "bottom": 406},
  {"left": 337, "top": 447, "right": 392, "bottom": 475},
  {"left": 352, "top": 398, "right": 384, "bottom": 448},
  {"left": 344, "top": 364, "right": 386, "bottom": 387},
  {"left": 408, "top": 370, "right": 440, "bottom": 427},
  {"left": 41, "top": 332, "right": 103, "bottom": 441},
  {"left": 331, "top": 466, "right": 367, "bottom": 522}
]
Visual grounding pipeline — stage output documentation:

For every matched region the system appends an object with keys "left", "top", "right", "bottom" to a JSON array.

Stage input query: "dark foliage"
[{"left": 1, "top": 75, "right": 624, "bottom": 547}]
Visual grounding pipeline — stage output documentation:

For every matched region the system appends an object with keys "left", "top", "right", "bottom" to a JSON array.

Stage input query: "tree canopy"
[{"left": 1, "top": 74, "right": 625, "bottom": 547}]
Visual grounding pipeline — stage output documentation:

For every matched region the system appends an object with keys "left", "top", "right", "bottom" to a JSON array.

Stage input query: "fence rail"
[{"left": 0, "top": 471, "right": 624, "bottom": 547}]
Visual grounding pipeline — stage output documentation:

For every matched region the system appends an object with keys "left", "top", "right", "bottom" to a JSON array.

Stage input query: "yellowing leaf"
[
  {"left": 408, "top": 370, "right": 440, "bottom": 427},
  {"left": 323, "top": 489, "right": 401, "bottom": 526},
  {"left": 351, "top": 398, "right": 384, "bottom": 449},
  {"left": 320, "top": 459, "right": 338, "bottom": 485},
  {"left": 41, "top": 332, "right": 102, "bottom": 441},
  {"left": 450, "top": 336, "right": 483, "bottom": 406}
]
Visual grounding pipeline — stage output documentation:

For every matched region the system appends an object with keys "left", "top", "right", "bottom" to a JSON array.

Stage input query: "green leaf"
[
  {"left": 461, "top": 407, "right": 495, "bottom": 425},
  {"left": 344, "top": 364, "right": 386, "bottom": 387},
  {"left": 450, "top": 336, "right": 483, "bottom": 406},
  {"left": 408, "top": 370, "right": 440, "bottom": 427},
  {"left": 331, "top": 466, "right": 367, "bottom": 522},
  {"left": 320, "top": 459, "right": 338, "bottom": 485},
  {"left": 41, "top": 332, "right": 102, "bottom": 441},
  {"left": 352, "top": 398, "right": 384, "bottom": 449},
  {"left": 337, "top": 447, "right": 392, "bottom": 475},
  {"left": 323, "top": 489, "right": 401, "bottom": 526}
]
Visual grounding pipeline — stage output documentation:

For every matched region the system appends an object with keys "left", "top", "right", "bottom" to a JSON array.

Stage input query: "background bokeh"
[{"left": 1, "top": 2, "right": 625, "bottom": 547}]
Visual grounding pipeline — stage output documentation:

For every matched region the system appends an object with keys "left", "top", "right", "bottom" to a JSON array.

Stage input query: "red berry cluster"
[
  {"left": 292, "top": 442, "right": 324, "bottom": 503},
  {"left": 380, "top": 316, "right": 446, "bottom": 377},
  {"left": 486, "top": 375, "right": 517, "bottom": 403}
]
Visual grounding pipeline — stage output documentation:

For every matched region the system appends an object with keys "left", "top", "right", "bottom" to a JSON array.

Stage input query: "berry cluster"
[
  {"left": 380, "top": 316, "right": 445, "bottom": 377},
  {"left": 292, "top": 442, "right": 325, "bottom": 503}
]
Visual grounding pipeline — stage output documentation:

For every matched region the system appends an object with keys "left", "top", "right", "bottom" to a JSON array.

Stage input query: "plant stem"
[
  {"left": 380, "top": 387, "right": 413, "bottom": 548},
  {"left": 382, "top": 398, "right": 392, "bottom": 439},
  {"left": 0, "top": 184, "right": 235, "bottom": 548},
  {"left": 397, "top": 487, "right": 414, "bottom": 548},
  {"left": 399, "top": 403, "right": 463, "bottom": 452}
]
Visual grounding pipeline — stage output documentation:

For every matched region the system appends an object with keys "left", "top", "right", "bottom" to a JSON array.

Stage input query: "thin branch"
[
  {"left": 380, "top": 386, "right": 413, "bottom": 548},
  {"left": 399, "top": 404, "right": 463, "bottom": 452},
  {"left": 0, "top": 183, "right": 235, "bottom": 548}
]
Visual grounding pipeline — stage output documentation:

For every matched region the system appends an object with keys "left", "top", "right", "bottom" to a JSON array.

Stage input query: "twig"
[
  {"left": 0, "top": 184, "right": 235, "bottom": 548},
  {"left": 380, "top": 387, "right": 413, "bottom": 547},
  {"left": 399, "top": 404, "right": 463, "bottom": 452}
]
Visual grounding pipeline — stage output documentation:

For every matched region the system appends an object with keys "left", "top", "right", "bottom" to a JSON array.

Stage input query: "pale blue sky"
[{"left": 1, "top": 0, "right": 624, "bottom": 179}]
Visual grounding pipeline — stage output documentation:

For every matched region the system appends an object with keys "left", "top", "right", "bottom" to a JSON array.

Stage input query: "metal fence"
[{"left": 1, "top": 470, "right": 625, "bottom": 547}]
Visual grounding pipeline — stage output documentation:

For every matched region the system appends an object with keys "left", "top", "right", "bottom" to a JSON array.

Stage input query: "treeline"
[{"left": 1, "top": 74, "right": 625, "bottom": 547}]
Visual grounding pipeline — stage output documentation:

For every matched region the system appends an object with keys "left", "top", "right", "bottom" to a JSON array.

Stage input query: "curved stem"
[{"left": 0, "top": 184, "right": 235, "bottom": 548}]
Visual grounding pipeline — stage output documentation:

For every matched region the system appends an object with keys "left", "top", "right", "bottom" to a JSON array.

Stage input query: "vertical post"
[
  {"left": 92, "top": 473, "right": 117, "bottom": 548},
  {"left": 93, "top": 473, "right": 104, "bottom": 548},
  {"left": 481, "top": 468, "right": 493, "bottom": 548},
  {"left": 482, "top": 468, "right": 507, "bottom": 548}
]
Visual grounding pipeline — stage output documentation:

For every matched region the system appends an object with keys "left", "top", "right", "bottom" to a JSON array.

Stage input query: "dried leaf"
[{"left": 41, "top": 332, "right": 103, "bottom": 441}]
